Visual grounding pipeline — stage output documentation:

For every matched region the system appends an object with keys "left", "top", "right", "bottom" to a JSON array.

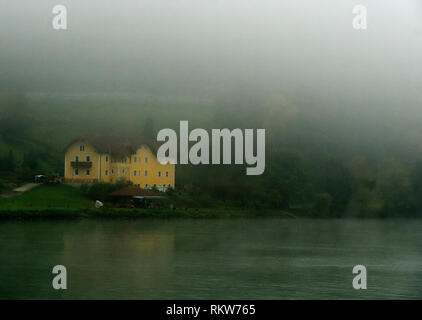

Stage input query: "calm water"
[{"left": 0, "top": 218, "right": 421, "bottom": 299}]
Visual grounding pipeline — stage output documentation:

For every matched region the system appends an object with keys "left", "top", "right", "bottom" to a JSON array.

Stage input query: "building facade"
[{"left": 64, "top": 136, "right": 175, "bottom": 191}]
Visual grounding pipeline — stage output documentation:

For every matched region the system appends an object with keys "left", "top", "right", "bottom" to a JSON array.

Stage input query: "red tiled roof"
[{"left": 64, "top": 135, "right": 159, "bottom": 158}]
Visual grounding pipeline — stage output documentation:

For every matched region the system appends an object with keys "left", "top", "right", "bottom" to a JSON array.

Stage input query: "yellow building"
[{"left": 64, "top": 136, "right": 175, "bottom": 191}]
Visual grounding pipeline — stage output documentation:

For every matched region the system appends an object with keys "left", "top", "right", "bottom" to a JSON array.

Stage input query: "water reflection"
[{"left": 0, "top": 219, "right": 421, "bottom": 299}]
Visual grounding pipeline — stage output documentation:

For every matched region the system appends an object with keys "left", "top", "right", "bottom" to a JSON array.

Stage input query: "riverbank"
[
  {"left": 0, "top": 208, "right": 297, "bottom": 220},
  {"left": 0, "top": 183, "right": 302, "bottom": 220}
]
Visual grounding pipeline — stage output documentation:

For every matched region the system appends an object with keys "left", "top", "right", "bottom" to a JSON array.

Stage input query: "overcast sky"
[{"left": 0, "top": 0, "right": 421, "bottom": 113}]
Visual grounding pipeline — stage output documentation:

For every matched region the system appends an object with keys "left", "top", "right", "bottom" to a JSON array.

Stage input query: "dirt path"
[
  {"left": 13, "top": 183, "right": 39, "bottom": 193},
  {"left": 1, "top": 183, "right": 39, "bottom": 198}
]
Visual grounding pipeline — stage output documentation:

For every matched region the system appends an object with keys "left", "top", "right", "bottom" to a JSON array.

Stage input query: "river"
[{"left": 0, "top": 218, "right": 421, "bottom": 299}]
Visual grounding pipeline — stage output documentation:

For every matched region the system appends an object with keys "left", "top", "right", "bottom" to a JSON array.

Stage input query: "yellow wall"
[
  {"left": 130, "top": 145, "right": 175, "bottom": 190},
  {"left": 99, "top": 154, "right": 131, "bottom": 183},
  {"left": 64, "top": 141, "right": 100, "bottom": 183},
  {"left": 65, "top": 141, "right": 175, "bottom": 189}
]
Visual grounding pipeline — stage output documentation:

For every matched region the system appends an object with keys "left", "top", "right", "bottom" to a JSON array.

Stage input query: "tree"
[
  {"left": 142, "top": 117, "right": 155, "bottom": 139},
  {"left": 375, "top": 159, "right": 414, "bottom": 215},
  {"left": 0, "top": 90, "right": 32, "bottom": 142},
  {"left": 315, "top": 157, "right": 356, "bottom": 216},
  {"left": 412, "top": 161, "right": 422, "bottom": 210},
  {"left": 265, "top": 151, "right": 312, "bottom": 209}
]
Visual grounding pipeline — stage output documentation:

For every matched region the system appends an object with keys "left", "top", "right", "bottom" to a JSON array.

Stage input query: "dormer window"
[
  {"left": 105, "top": 156, "right": 109, "bottom": 162},
  {"left": 80, "top": 145, "right": 85, "bottom": 151}
]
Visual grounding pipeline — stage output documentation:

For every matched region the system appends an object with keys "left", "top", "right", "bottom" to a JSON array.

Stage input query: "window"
[
  {"left": 134, "top": 170, "right": 137, "bottom": 176},
  {"left": 144, "top": 170, "right": 148, "bottom": 177},
  {"left": 138, "top": 170, "right": 141, "bottom": 176},
  {"left": 105, "top": 156, "right": 109, "bottom": 162},
  {"left": 137, "top": 184, "right": 140, "bottom": 187},
  {"left": 153, "top": 184, "right": 156, "bottom": 188},
  {"left": 75, "top": 156, "right": 79, "bottom": 162},
  {"left": 75, "top": 169, "right": 79, "bottom": 176},
  {"left": 164, "top": 184, "right": 166, "bottom": 188},
  {"left": 158, "top": 171, "right": 161, "bottom": 177},
  {"left": 105, "top": 170, "right": 109, "bottom": 176},
  {"left": 111, "top": 169, "right": 114, "bottom": 174},
  {"left": 145, "top": 184, "right": 149, "bottom": 188},
  {"left": 86, "top": 156, "right": 90, "bottom": 162},
  {"left": 86, "top": 169, "right": 90, "bottom": 176},
  {"left": 168, "top": 184, "right": 171, "bottom": 188},
  {"left": 166, "top": 171, "right": 169, "bottom": 177},
  {"left": 145, "top": 157, "right": 148, "bottom": 164},
  {"left": 134, "top": 157, "right": 137, "bottom": 163},
  {"left": 122, "top": 169, "right": 125, "bottom": 174},
  {"left": 80, "top": 145, "right": 85, "bottom": 151}
]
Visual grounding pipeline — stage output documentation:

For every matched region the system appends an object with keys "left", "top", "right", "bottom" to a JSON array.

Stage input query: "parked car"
[
  {"left": 34, "top": 174, "right": 61, "bottom": 185},
  {"left": 34, "top": 175, "right": 46, "bottom": 184}
]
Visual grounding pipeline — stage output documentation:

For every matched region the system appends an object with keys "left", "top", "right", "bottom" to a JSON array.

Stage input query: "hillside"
[{"left": 1, "top": 90, "right": 422, "bottom": 217}]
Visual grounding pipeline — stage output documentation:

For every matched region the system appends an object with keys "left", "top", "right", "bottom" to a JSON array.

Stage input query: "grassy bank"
[
  {"left": 0, "top": 184, "right": 297, "bottom": 220},
  {"left": 0, "top": 184, "right": 91, "bottom": 210},
  {"left": 0, "top": 208, "right": 296, "bottom": 220}
]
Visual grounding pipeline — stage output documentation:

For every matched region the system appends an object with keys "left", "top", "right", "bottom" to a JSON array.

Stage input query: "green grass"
[
  {"left": 0, "top": 182, "right": 300, "bottom": 219},
  {"left": 0, "top": 184, "right": 92, "bottom": 210},
  {"left": 0, "top": 207, "right": 296, "bottom": 220}
]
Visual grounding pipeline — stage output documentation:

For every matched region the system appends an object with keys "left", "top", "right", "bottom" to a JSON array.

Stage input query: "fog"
[
  {"left": 1, "top": 0, "right": 421, "bottom": 110},
  {"left": 1, "top": 0, "right": 422, "bottom": 216}
]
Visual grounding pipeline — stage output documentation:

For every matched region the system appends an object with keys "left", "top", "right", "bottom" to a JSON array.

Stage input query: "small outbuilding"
[{"left": 108, "top": 185, "right": 167, "bottom": 208}]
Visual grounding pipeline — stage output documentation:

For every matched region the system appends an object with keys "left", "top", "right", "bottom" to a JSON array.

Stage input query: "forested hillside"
[{"left": 1, "top": 89, "right": 422, "bottom": 217}]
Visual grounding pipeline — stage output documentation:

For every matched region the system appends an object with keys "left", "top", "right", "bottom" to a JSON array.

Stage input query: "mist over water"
[{"left": 1, "top": 219, "right": 421, "bottom": 299}]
